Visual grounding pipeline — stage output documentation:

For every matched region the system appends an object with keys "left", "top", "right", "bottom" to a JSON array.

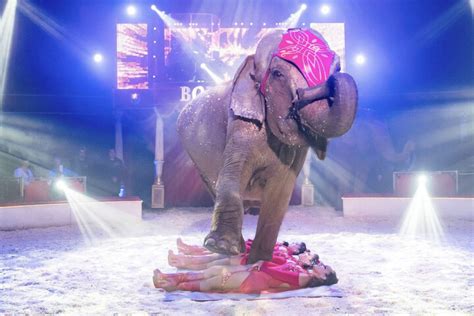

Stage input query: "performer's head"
[
  {"left": 301, "top": 253, "right": 320, "bottom": 269},
  {"left": 306, "top": 264, "right": 338, "bottom": 287},
  {"left": 284, "top": 241, "right": 307, "bottom": 255},
  {"left": 21, "top": 160, "right": 30, "bottom": 169}
]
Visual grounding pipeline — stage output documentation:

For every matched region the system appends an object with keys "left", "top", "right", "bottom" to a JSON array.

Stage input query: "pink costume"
[
  {"left": 240, "top": 239, "right": 295, "bottom": 265},
  {"left": 239, "top": 261, "right": 306, "bottom": 294}
]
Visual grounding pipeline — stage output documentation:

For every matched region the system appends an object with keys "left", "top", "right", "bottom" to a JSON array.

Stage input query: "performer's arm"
[{"left": 260, "top": 263, "right": 302, "bottom": 287}]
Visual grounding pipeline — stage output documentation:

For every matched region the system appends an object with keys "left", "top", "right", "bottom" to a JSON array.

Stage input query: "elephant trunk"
[
  {"left": 297, "top": 72, "right": 358, "bottom": 138},
  {"left": 296, "top": 82, "right": 331, "bottom": 103}
]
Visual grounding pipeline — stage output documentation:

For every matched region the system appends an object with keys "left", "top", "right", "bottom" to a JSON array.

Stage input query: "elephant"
[{"left": 177, "top": 29, "right": 358, "bottom": 263}]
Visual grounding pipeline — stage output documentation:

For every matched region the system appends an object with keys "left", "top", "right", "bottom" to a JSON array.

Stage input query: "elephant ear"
[{"left": 230, "top": 55, "right": 265, "bottom": 124}]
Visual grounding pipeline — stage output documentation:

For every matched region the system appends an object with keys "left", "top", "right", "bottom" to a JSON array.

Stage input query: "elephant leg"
[
  {"left": 198, "top": 173, "right": 216, "bottom": 201},
  {"left": 204, "top": 119, "right": 259, "bottom": 255},
  {"left": 247, "top": 170, "right": 298, "bottom": 263}
]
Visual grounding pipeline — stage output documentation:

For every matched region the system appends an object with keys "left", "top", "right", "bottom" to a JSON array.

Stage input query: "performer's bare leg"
[
  {"left": 168, "top": 250, "right": 227, "bottom": 269},
  {"left": 153, "top": 269, "right": 205, "bottom": 291},
  {"left": 168, "top": 272, "right": 250, "bottom": 292},
  {"left": 176, "top": 271, "right": 250, "bottom": 292},
  {"left": 177, "top": 238, "right": 212, "bottom": 255},
  {"left": 154, "top": 265, "right": 251, "bottom": 292}
]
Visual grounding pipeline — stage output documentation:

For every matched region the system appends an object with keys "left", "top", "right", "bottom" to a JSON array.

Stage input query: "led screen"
[
  {"left": 117, "top": 23, "right": 149, "bottom": 89},
  {"left": 164, "top": 24, "right": 345, "bottom": 82}
]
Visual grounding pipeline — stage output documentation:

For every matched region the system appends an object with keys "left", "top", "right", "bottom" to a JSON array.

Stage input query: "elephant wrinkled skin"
[{"left": 177, "top": 29, "right": 358, "bottom": 263}]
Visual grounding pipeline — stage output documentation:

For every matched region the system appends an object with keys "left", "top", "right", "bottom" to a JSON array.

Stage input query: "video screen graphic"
[
  {"left": 116, "top": 23, "right": 149, "bottom": 89},
  {"left": 163, "top": 23, "right": 345, "bottom": 83},
  {"left": 310, "top": 23, "right": 345, "bottom": 71}
]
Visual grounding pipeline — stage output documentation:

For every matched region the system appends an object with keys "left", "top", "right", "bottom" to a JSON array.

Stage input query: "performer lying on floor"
[
  {"left": 153, "top": 259, "right": 338, "bottom": 294},
  {"left": 170, "top": 238, "right": 317, "bottom": 270},
  {"left": 176, "top": 237, "right": 307, "bottom": 256}
]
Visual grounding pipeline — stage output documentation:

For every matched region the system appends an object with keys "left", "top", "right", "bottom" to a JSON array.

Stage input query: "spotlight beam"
[
  {"left": 200, "top": 63, "right": 223, "bottom": 84},
  {"left": 17, "top": 0, "right": 96, "bottom": 69},
  {"left": 150, "top": 5, "right": 180, "bottom": 28},
  {"left": 64, "top": 189, "right": 146, "bottom": 244},
  {"left": 0, "top": 0, "right": 18, "bottom": 108},
  {"left": 281, "top": 4, "right": 307, "bottom": 28}
]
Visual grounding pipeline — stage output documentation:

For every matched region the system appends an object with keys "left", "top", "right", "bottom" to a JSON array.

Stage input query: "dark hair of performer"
[{"left": 282, "top": 241, "right": 307, "bottom": 255}]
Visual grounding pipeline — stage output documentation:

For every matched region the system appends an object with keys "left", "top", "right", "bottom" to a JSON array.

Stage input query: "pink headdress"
[{"left": 260, "top": 28, "right": 336, "bottom": 96}]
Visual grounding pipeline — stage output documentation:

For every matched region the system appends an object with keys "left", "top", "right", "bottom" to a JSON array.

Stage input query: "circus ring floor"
[{"left": 0, "top": 206, "right": 472, "bottom": 315}]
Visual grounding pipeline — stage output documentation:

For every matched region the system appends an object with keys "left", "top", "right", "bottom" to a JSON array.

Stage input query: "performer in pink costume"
[
  {"left": 169, "top": 238, "right": 313, "bottom": 270},
  {"left": 176, "top": 238, "right": 306, "bottom": 256},
  {"left": 153, "top": 260, "right": 337, "bottom": 294}
]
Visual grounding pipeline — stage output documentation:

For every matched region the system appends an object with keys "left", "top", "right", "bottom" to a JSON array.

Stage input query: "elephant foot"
[
  {"left": 204, "top": 231, "right": 245, "bottom": 255},
  {"left": 247, "top": 246, "right": 273, "bottom": 264}
]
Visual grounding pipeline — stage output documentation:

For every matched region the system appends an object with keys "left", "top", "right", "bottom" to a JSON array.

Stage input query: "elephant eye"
[{"left": 272, "top": 69, "right": 284, "bottom": 78}]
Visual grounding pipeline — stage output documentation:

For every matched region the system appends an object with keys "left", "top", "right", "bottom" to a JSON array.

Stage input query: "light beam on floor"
[
  {"left": 62, "top": 187, "right": 147, "bottom": 245},
  {"left": 399, "top": 175, "right": 445, "bottom": 243}
]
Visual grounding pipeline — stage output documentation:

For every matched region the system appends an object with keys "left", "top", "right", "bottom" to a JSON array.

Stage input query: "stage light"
[
  {"left": 126, "top": 5, "right": 137, "bottom": 16},
  {"left": 150, "top": 4, "right": 180, "bottom": 29},
  {"left": 418, "top": 174, "right": 428, "bottom": 185},
  {"left": 321, "top": 4, "right": 331, "bottom": 15},
  {"left": 55, "top": 179, "right": 67, "bottom": 191},
  {"left": 301, "top": 3, "right": 307, "bottom": 11},
  {"left": 355, "top": 54, "right": 366, "bottom": 65},
  {"left": 131, "top": 93, "right": 139, "bottom": 100},
  {"left": 93, "top": 53, "right": 103, "bottom": 63}
]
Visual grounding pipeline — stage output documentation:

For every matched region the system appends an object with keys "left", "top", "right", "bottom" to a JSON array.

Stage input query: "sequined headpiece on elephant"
[{"left": 260, "top": 28, "right": 336, "bottom": 95}]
